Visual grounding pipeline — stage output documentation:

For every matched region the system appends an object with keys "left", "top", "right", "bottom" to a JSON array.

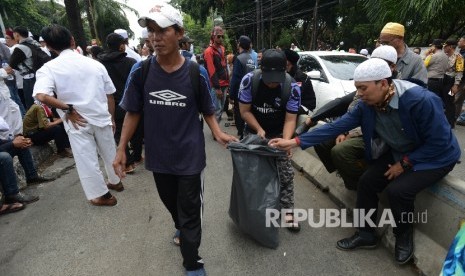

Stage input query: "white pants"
[{"left": 67, "top": 124, "right": 120, "bottom": 200}]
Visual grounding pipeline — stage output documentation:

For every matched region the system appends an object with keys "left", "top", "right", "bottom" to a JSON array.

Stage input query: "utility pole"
[
  {"left": 256, "top": 0, "right": 260, "bottom": 49},
  {"left": 269, "top": 0, "right": 272, "bottom": 48},
  {"left": 311, "top": 0, "right": 319, "bottom": 50},
  {"left": 260, "top": 0, "right": 264, "bottom": 50}
]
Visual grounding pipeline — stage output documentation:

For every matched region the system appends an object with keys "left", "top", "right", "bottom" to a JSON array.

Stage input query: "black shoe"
[
  {"left": 27, "top": 175, "right": 54, "bottom": 185},
  {"left": 336, "top": 231, "right": 378, "bottom": 250},
  {"left": 5, "top": 192, "right": 39, "bottom": 204},
  {"left": 395, "top": 229, "right": 414, "bottom": 264}
]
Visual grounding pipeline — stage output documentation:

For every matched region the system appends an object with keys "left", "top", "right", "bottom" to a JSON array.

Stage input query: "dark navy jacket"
[{"left": 298, "top": 79, "right": 460, "bottom": 171}]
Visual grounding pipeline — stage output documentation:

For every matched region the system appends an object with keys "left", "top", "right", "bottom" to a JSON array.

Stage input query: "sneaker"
[
  {"left": 5, "top": 192, "right": 39, "bottom": 204},
  {"left": 27, "top": 175, "right": 55, "bottom": 185},
  {"left": 456, "top": 120, "right": 465, "bottom": 126},
  {"left": 186, "top": 267, "right": 206, "bottom": 276},
  {"left": 57, "top": 148, "right": 73, "bottom": 158}
]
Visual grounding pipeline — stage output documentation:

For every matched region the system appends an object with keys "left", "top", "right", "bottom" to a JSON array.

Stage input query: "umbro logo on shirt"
[{"left": 149, "top": 90, "right": 187, "bottom": 107}]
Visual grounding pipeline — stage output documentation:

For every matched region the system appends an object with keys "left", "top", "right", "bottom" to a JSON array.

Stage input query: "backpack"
[
  {"left": 21, "top": 41, "right": 51, "bottom": 73},
  {"left": 140, "top": 56, "right": 202, "bottom": 111},
  {"left": 250, "top": 69, "right": 293, "bottom": 108}
]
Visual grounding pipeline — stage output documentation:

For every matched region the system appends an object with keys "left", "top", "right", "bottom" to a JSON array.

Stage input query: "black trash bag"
[{"left": 227, "top": 134, "right": 287, "bottom": 249}]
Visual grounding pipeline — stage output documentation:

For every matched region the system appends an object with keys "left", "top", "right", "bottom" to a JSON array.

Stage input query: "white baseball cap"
[
  {"left": 142, "top": 28, "right": 148, "bottom": 39},
  {"left": 114, "top": 29, "right": 128, "bottom": 39},
  {"left": 138, "top": 3, "right": 183, "bottom": 28},
  {"left": 371, "top": 45, "right": 398, "bottom": 64},
  {"left": 354, "top": 58, "right": 392, "bottom": 82},
  {"left": 359, "top": 49, "right": 369, "bottom": 56}
]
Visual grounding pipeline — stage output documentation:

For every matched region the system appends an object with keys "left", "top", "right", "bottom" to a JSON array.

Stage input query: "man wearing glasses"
[
  {"left": 378, "top": 22, "right": 427, "bottom": 84},
  {"left": 204, "top": 26, "right": 229, "bottom": 123}
]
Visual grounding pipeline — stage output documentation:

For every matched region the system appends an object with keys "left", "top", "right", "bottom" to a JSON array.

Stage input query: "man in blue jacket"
[{"left": 269, "top": 58, "right": 460, "bottom": 264}]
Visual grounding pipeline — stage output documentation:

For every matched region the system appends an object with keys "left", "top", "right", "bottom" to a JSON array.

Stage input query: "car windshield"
[{"left": 319, "top": 55, "right": 367, "bottom": 80}]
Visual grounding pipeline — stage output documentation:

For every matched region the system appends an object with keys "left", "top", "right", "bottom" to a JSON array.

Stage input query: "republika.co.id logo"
[{"left": 149, "top": 90, "right": 187, "bottom": 107}]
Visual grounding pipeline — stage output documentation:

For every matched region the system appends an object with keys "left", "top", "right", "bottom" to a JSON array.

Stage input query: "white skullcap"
[
  {"left": 371, "top": 45, "right": 397, "bottom": 64},
  {"left": 353, "top": 58, "right": 392, "bottom": 82},
  {"left": 114, "top": 29, "right": 128, "bottom": 39},
  {"left": 142, "top": 28, "right": 148, "bottom": 39},
  {"left": 359, "top": 49, "right": 368, "bottom": 56}
]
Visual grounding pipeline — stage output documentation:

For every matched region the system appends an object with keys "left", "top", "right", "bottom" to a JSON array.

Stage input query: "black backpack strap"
[
  {"left": 281, "top": 73, "right": 293, "bottom": 104},
  {"left": 251, "top": 69, "right": 262, "bottom": 102},
  {"left": 140, "top": 56, "right": 152, "bottom": 93},
  {"left": 189, "top": 61, "right": 200, "bottom": 110}
]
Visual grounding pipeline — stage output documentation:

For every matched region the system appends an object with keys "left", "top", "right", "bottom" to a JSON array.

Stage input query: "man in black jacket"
[
  {"left": 284, "top": 49, "right": 316, "bottom": 121},
  {"left": 97, "top": 33, "right": 137, "bottom": 173}
]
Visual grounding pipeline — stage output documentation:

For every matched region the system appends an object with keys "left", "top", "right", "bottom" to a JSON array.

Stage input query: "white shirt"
[
  {"left": 33, "top": 49, "right": 116, "bottom": 129},
  {"left": 125, "top": 46, "right": 142, "bottom": 62}
]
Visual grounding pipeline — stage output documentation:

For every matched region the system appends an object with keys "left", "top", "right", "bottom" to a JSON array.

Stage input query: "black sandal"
[{"left": 285, "top": 213, "right": 301, "bottom": 232}]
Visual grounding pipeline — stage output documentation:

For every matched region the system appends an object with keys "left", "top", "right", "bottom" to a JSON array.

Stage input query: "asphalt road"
[{"left": 0, "top": 121, "right": 436, "bottom": 276}]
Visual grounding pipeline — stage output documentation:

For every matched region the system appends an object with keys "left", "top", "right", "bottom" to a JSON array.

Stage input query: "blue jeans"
[
  {"left": 211, "top": 86, "right": 228, "bottom": 122},
  {"left": 0, "top": 152, "right": 20, "bottom": 196},
  {"left": 5, "top": 79, "right": 26, "bottom": 117},
  {"left": 2, "top": 146, "right": 38, "bottom": 181}
]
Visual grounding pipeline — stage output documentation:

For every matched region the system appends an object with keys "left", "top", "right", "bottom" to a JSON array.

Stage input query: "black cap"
[
  {"left": 179, "top": 36, "right": 194, "bottom": 43},
  {"left": 430, "top": 39, "right": 444, "bottom": 47},
  {"left": 444, "top": 39, "right": 457, "bottom": 46},
  {"left": 106, "top": 33, "right": 125, "bottom": 51},
  {"left": 238, "top": 35, "right": 251, "bottom": 50},
  {"left": 260, "top": 49, "right": 286, "bottom": 83},
  {"left": 284, "top": 49, "right": 300, "bottom": 64}
]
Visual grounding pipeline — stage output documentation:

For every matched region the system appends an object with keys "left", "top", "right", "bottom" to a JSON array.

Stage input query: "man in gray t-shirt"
[{"left": 378, "top": 22, "right": 427, "bottom": 84}]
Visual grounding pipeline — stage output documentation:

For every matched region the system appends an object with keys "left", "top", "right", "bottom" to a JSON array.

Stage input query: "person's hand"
[
  {"left": 384, "top": 162, "right": 404, "bottom": 180},
  {"left": 213, "top": 131, "right": 239, "bottom": 147},
  {"left": 65, "top": 109, "right": 87, "bottom": 130},
  {"left": 257, "top": 128, "right": 266, "bottom": 139},
  {"left": 113, "top": 148, "right": 127, "bottom": 179},
  {"left": 451, "top": 84, "right": 459, "bottom": 95},
  {"left": 12, "top": 135, "right": 32, "bottom": 149},
  {"left": 335, "top": 134, "right": 347, "bottom": 144},
  {"left": 4, "top": 66, "right": 13, "bottom": 75},
  {"left": 305, "top": 117, "right": 312, "bottom": 126},
  {"left": 268, "top": 138, "right": 298, "bottom": 151},
  {"left": 286, "top": 149, "right": 293, "bottom": 159}
]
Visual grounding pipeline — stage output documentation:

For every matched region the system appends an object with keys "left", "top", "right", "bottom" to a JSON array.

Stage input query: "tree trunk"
[
  {"left": 84, "top": 0, "right": 97, "bottom": 43},
  {"left": 64, "top": 0, "right": 86, "bottom": 51}
]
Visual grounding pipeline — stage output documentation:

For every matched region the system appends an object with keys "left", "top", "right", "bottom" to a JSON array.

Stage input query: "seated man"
[
  {"left": 23, "top": 100, "right": 72, "bottom": 158},
  {"left": 270, "top": 58, "right": 460, "bottom": 265},
  {"left": 0, "top": 102, "right": 53, "bottom": 186},
  {"left": 0, "top": 151, "right": 39, "bottom": 204},
  {"left": 0, "top": 117, "right": 39, "bottom": 204}
]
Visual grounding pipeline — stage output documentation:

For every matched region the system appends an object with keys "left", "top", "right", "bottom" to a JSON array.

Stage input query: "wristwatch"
[
  {"left": 62, "top": 104, "right": 74, "bottom": 114},
  {"left": 400, "top": 157, "right": 412, "bottom": 170}
]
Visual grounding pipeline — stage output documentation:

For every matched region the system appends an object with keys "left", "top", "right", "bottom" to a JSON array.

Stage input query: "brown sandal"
[{"left": 0, "top": 202, "right": 25, "bottom": 216}]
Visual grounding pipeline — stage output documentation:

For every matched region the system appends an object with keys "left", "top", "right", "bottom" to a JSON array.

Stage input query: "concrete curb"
[{"left": 291, "top": 147, "right": 465, "bottom": 275}]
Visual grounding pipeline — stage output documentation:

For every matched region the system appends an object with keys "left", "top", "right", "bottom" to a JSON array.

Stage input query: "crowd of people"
[{"left": 1, "top": 2, "right": 464, "bottom": 275}]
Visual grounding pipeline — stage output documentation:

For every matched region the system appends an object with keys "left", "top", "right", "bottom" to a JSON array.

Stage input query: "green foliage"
[{"left": 0, "top": 0, "right": 52, "bottom": 35}]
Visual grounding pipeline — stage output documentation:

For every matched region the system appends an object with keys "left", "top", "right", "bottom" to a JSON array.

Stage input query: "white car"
[{"left": 297, "top": 51, "right": 367, "bottom": 112}]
